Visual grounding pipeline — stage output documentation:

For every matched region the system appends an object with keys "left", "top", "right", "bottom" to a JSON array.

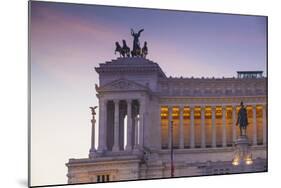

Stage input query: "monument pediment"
[
  {"left": 96, "top": 79, "right": 149, "bottom": 92},
  {"left": 95, "top": 57, "right": 167, "bottom": 79}
]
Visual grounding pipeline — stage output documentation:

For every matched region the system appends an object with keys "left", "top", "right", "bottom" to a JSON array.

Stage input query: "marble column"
[
  {"left": 190, "top": 106, "right": 195, "bottom": 148},
  {"left": 89, "top": 107, "right": 96, "bottom": 156},
  {"left": 97, "top": 99, "right": 107, "bottom": 152},
  {"left": 133, "top": 116, "right": 139, "bottom": 150},
  {"left": 252, "top": 104, "right": 257, "bottom": 145},
  {"left": 232, "top": 106, "right": 237, "bottom": 143},
  {"left": 201, "top": 106, "right": 206, "bottom": 148},
  {"left": 112, "top": 100, "right": 120, "bottom": 151},
  {"left": 168, "top": 106, "right": 172, "bottom": 149},
  {"left": 222, "top": 106, "right": 227, "bottom": 147},
  {"left": 139, "top": 99, "right": 144, "bottom": 148},
  {"left": 211, "top": 106, "right": 216, "bottom": 148},
  {"left": 263, "top": 104, "right": 267, "bottom": 145},
  {"left": 126, "top": 100, "right": 133, "bottom": 151},
  {"left": 179, "top": 106, "right": 184, "bottom": 149}
]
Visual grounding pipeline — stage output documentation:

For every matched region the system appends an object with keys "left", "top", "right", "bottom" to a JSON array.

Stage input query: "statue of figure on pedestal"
[
  {"left": 90, "top": 106, "right": 98, "bottom": 116},
  {"left": 131, "top": 28, "right": 144, "bottom": 57},
  {"left": 89, "top": 106, "right": 98, "bottom": 158},
  {"left": 236, "top": 101, "right": 248, "bottom": 136}
]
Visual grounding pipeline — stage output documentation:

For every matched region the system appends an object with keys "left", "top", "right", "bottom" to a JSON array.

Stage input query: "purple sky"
[{"left": 30, "top": 1, "right": 267, "bottom": 186}]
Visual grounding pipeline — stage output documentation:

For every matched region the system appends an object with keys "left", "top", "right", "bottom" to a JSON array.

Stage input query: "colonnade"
[
  {"left": 92, "top": 98, "right": 144, "bottom": 153},
  {"left": 161, "top": 104, "right": 267, "bottom": 149},
  {"left": 90, "top": 101, "right": 267, "bottom": 154}
]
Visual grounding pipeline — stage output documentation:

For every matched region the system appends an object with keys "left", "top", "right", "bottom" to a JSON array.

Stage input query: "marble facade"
[{"left": 66, "top": 57, "right": 267, "bottom": 184}]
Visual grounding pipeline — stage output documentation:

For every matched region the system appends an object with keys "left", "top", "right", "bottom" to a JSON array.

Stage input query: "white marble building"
[{"left": 66, "top": 57, "right": 267, "bottom": 184}]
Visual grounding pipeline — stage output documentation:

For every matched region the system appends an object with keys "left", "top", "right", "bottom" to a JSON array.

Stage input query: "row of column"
[
  {"left": 166, "top": 104, "right": 267, "bottom": 149},
  {"left": 96, "top": 99, "right": 144, "bottom": 153}
]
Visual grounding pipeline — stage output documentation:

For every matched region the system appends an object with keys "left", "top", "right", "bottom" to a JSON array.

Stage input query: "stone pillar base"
[
  {"left": 232, "top": 135, "right": 253, "bottom": 167},
  {"left": 89, "top": 148, "right": 97, "bottom": 158},
  {"left": 132, "top": 147, "right": 144, "bottom": 157},
  {"left": 95, "top": 148, "right": 107, "bottom": 157},
  {"left": 112, "top": 145, "right": 120, "bottom": 152},
  {"left": 125, "top": 145, "right": 132, "bottom": 151}
]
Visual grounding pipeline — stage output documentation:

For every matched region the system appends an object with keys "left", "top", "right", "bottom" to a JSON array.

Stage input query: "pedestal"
[
  {"left": 232, "top": 135, "right": 253, "bottom": 168},
  {"left": 89, "top": 149, "right": 97, "bottom": 158}
]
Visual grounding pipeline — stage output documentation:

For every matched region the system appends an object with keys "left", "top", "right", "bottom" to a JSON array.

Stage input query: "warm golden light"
[
  {"left": 232, "top": 160, "right": 239, "bottom": 166},
  {"left": 232, "top": 155, "right": 240, "bottom": 166},
  {"left": 245, "top": 160, "right": 253, "bottom": 165},
  {"left": 245, "top": 157, "right": 253, "bottom": 165}
]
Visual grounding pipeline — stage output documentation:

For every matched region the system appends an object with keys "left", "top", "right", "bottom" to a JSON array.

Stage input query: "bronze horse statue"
[
  {"left": 122, "top": 40, "right": 130, "bottom": 57},
  {"left": 115, "top": 40, "right": 131, "bottom": 57},
  {"left": 115, "top": 41, "right": 123, "bottom": 57},
  {"left": 141, "top": 41, "right": 148, "bottom": 58}
]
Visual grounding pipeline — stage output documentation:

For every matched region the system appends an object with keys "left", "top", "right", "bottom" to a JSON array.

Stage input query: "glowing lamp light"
[
  {"left": 232, "top": 160, "right": 239, "bottom": 166},
  {"left": 245, "top": 158, "right": 253, "bottom": 165},
  {"left": 232, "top": 158, "right": 240, "bottom": 166},
  {"left": 232, "top": 155, "right": 253, "bottom": 166}
]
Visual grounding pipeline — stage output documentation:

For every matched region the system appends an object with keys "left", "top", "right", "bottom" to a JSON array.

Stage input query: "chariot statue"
[
  {"left": 131, "top": 28, "right": 144, "bottom": 57},
  {"left": 114, "top": 29, "right": 149, "bottom": 58}
]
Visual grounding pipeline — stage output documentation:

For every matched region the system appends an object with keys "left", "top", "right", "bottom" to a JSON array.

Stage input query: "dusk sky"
[{"left": 30, "top": 1, "right": 267, "bottom": 186}]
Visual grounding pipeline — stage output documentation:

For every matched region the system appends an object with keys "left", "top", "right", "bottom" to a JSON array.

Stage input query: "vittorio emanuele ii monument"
[{"left": 66, "top": 29, "right": 267, "bottom": 184}]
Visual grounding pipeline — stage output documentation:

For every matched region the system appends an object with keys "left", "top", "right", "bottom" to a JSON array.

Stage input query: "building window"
[{"left": 96, "top": 174, "right": 110, "bottom": 183}]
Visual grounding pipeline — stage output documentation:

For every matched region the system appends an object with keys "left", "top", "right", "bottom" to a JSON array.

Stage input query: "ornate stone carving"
[{"left": 97, "top": 79, "right": 149, "bottom": 92}]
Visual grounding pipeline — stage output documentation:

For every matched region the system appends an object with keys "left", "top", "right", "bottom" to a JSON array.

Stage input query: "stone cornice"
[
  {"left": 157, "top": 77, "right": 267, "bottom": 97},
  {"left": 96, "top": 78, "right": 151, "bottom": 94},
  {"left": 159, "top": 95, "right": 266, "bottom": 105},
  {"left": 159, "top": 77, "right": 267, "bottom": 82},
  {"left": 156, "top": 145, "right": 266, "bottom": 155},
  {"left": 66, "top": 155, "right": 141, "bottom": 167},
  {"left": 95, "top": 57, "right": 167, "bottom": 78}
]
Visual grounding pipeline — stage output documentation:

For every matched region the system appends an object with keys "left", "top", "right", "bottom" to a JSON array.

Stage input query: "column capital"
[
  {"left": 178, "top": 105, "right": 185, "bottom": 109},
  {"left": 138, "top": 97, "right": 145, "bottom": 104},
  {"left": 126, "top": 99, "right": 133, "bottom": 104},
  {"left": 189, "top": 105, "right": 195, "bottom": 109},
  {"left": 113, "top": 99, "right": 119, "bottom": 104},
  {"left": 168, "top": 106, "right": 173, "bottom": 112},
  {"left": 221, "top": 105, "right": 227, "bottom": 109},
  {"left": 179, "top": 106, "right": 184, "bottom": 114},
  {"left": 100, "top": 98, "right": 108, "bottom": 105}
]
